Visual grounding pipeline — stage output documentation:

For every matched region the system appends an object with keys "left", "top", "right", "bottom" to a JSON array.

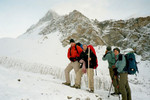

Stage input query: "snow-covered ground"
[
  {"left": 0, "top": 65, "right": 104, "bottom": 100},
  {"left": 0, "top": 32, "right": 150, "bottom": 100}
]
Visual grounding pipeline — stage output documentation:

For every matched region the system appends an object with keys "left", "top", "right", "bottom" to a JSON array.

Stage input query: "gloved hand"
[
  {"left": 69, "top": 57, "right": 75, "bottom": 62},
  {"left": 113, "top": 68, "right": 118, "bottom": 75},
  {"left": 103, "top": 54, "right": 107, "bottom": 58},
  {"left": 112, "top": 65, "right": 116, "bottom": 68},
  {"left": 82, "top": 66, "right": 86, "bottom": 73},
  {"left": 75, "top": 57, "right": 79, "bottom": 61}
]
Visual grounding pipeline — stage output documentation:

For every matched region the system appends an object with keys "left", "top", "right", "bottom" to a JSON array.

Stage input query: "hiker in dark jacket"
[
  {"left": 62, "top": 39, "right": 82, "bottom": 86},
  {"left": 102, "top": 46, "right": 120, "bottom": 95},
  {"left": 113, "top": 48, "right": 132, "bottom": 100},
  {"left": 79, "top": 46, "right": 96, "bottom": 69},
  {"left": 71, "top": 44, "right": 96, "bottom": 93}
]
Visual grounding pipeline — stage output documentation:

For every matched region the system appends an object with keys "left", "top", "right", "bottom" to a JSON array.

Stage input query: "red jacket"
[{"left": 67, "top": 45, "right": 82, "bottom": 60}]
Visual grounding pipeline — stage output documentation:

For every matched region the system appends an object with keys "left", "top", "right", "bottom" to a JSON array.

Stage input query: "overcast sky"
[{"left": 0, "top": 0, "right": 150, "bottom": 38}]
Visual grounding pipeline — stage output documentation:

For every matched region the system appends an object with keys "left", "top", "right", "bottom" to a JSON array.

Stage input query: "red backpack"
[{"left": 87, "top": 45, "right": 98, "bottom": 69}]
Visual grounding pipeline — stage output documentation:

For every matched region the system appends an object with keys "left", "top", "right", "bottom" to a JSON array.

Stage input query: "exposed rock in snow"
[{"left": 18, "top": 10, "right": 150, "bottom": 61}]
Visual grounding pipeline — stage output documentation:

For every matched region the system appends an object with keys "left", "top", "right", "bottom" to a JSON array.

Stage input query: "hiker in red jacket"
[
  {"left": 71, "top": 44, "right": 97, "bottom": 93},
  {"left": 62, "top": 39, "right": 82, "bottom": 86}
]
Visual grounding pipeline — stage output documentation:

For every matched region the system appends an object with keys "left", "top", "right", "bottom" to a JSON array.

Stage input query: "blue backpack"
[
  {"left": 76, "top": 42, "right": 83, "bottom": 49},
  {"left": 123, "top": 52, "right": 139, "bottom": 75}
]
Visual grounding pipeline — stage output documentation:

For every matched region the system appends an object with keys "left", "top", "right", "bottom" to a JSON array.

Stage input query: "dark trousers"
[
  {"left": 119, "top": 73, "right": 132, "bottom": 100},
  {"left": 109, "top": 68, "right": 119, "bottom": 93}
]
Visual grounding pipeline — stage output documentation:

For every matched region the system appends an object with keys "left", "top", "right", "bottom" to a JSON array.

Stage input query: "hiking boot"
[
  {"left": 62, "top": 82, "right": 70, "bottom": 86},
  {"left": 118, "top": 92, "right": 121, "bottom": 95},
  {"left": 111, "top": 92, "right": 119, "bottom": 96},
  {"left": 71, "top": 84, "right": 80, "bottom": 89},
  {"left": 87, "top": 89, "right": 94, "bottom": 93}
]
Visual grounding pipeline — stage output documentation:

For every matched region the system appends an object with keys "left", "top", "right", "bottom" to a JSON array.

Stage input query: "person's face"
[
  {"left": 70, "top": 42, "right": 75, "bottom": 47},
  {"left": 114, "top": 50, "right": 119, "bottom": 56},
  {"left": 83, "top": 45, "right": 87, "bottom": 51}
]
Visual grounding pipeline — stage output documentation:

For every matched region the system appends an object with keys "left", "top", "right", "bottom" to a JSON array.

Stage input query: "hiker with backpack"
[
  {"left": 71, "top": 44, "right": 97, "bottom": 93},
  {"left": 102, "top": 46, "right": 120, "bottom": 95},
  {"left": 113, "top": 48, "right": 132, "bottom": 100},
  {"left": 62, "top": 39, "right": 83, "bottom": 86}
]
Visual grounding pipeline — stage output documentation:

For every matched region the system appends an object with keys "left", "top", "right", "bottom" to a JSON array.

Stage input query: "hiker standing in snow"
[
  {"left": 62, "top": 39, "right": 82, "bottom": 86},
  {"left": 71, "top": 44, "right": 96, "bottom": 93},
  {"left": 102, "top": 46, "right": 120, "bottom": 95},
  {"left": 113, "top": 48, "right": 132, "bottom": 100}
]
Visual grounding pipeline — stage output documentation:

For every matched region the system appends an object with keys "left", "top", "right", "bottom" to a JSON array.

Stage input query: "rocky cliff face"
[
  {"left": 95, "top": 16, "right": 150, "bottom": 60},
  {"left": 19, "top": 10, "right": 150, "bottom": 60}
]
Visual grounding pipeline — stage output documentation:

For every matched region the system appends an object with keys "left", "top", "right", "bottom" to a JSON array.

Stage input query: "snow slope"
[
  {"left": 0, "top": 32, "right": 150, "bottom": 100},
  {"left": 0, "top": 32, "right": 68, "bottom": 67}
]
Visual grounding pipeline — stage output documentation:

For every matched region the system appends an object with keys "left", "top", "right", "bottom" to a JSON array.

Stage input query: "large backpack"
[
  {"left": 119, "top": 52, "right": 139, "bottom": 75},
  {"left": 87, "top": 45, "right": 98, "bottom": 69},
  {"left": 76, "top": 42, "right": 83, "bottom": 49}
]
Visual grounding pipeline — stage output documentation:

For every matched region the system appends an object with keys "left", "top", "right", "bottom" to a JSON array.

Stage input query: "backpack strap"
[
  {"left": 115, "top": 54, "right": 123, "bottom": 63},
  {"left": 118, "top": 54, "right": 123, "bottom": 61},
  {"left": 75, "top": 45, "right": 79, "bottom": 54},
  {"left": 70, "top": 47, "right": 71, "bottom": 56}
]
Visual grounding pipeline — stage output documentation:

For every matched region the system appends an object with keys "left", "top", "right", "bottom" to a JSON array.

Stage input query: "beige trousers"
[
  {"left": 75, "top": 68, "right": 94, "bottom": 90},
  {"left": 65, "top": 61, "right": 80, "bottom": 83}
]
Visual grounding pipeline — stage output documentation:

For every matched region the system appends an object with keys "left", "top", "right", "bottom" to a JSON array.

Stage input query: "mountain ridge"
[{"left": 19, "top": 10, "right": 150, "bottom": 60}]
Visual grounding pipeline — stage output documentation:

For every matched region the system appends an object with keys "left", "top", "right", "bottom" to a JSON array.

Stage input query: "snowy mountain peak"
[
  {"left": 20, "top": 10, "right": 60, "bottom": 36},
  {"left": 68, "top": 10, "right": 87, "bottom": 19},
  {"left": 39, "top": 10, "right": 60, "bottom": 23}
]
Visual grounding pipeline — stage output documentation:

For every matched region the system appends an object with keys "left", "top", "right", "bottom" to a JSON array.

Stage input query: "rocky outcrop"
[
  {"left": 95, "top": 16, "right": 150, "bottom": 60},
  {"left": 19, "top": 10, "right": 150, "bottom": 60}
]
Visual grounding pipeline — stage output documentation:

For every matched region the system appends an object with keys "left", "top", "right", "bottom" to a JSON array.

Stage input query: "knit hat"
[
  {"left": 70, "top": 39, "right": 75, "bottom": 43},
  {"left": 113, "top": 48, "right": 120, "bottom": 53},
  {"left": 106, "top": 46, "right": 111, "bottom": 51},
  {"left": 82, "top": 43, "right": 88, "bottom": 46}
]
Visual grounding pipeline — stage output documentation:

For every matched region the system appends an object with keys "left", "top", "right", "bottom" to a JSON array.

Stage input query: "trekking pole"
[
  {"left": 116, "top": 75, "right": 121, "bottom": 100},
  {"left": 108, "top": 74, "right": 115, "bottom": 98},
  {"left": 95, "top": 68, "right": 97, "bottom": 76},
  {"left": 108, "top": 81, "right": 113, "bottom": 98},
  {"left": 119, "top": 94, "right": 121, "bottom": 100},
  {"left": 88, "top": 47, "right": 90, "bottom": 90}
]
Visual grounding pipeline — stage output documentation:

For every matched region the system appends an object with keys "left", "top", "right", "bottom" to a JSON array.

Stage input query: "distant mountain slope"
[{"left": 18, "top": 10, "right": 150, "bottom": 60}]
